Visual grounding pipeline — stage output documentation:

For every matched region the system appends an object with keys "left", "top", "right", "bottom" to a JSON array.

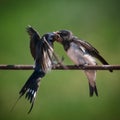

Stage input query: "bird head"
[
  {"left": 54, "top": 30, "right": 73, "bottom": 43},
  {"left": 42, "top": 33, "right": 57, "bottom": 47}
]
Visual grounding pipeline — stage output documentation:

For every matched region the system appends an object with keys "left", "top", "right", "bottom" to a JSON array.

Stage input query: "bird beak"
[{"left": 53, "top": 31, "right": 63, "bottom": 43}]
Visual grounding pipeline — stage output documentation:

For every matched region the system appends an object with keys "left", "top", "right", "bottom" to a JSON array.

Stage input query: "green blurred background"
[{"left": 0, "top": 0, "right": 120, "bottom": 120}]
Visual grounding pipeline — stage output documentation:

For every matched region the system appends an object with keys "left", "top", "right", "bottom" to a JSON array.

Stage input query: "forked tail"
[
  {"left": 89, "top": 83, "right": 98, "bottom": 97},
  {"left": 11, "top": 70, "right": 45, "bottom": 113}
]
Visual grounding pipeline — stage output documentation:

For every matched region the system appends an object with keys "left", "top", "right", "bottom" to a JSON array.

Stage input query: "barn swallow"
[
  {"left": 54, "top": 30, "right": 113, "bottom": 97},
  {"left": 16, "top": 27, "right": 57, "bottom": 113}
]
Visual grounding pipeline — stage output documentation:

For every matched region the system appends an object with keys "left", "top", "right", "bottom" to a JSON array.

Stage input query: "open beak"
[{"left": 53, "top": 31, "right": 63, "bottom": 43}]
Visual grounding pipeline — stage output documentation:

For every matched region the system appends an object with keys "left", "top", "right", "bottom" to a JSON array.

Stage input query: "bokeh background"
[{"left": 0, "top": 0, "right": 120, "bottom": 120}]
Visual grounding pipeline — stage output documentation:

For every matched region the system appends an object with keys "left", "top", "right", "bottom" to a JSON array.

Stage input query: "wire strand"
[{"left": 0, "top": 64, "right": 120, "bottom": 70}]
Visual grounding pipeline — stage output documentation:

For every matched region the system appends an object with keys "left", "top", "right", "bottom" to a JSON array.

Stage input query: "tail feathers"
[
  {"left": 19, "top": 70, "right": 45, "bottom": 113},
  {"left": 89, "top": 83, "right": 98, "bottom": 97}
]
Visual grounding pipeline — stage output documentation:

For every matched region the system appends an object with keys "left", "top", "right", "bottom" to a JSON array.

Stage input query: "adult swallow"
[
  {"left": 18, "top": 27, "right": 56, "bottom": 113},
  {"left": 54, "top": 30, "right": 113, "bottom": 97}
]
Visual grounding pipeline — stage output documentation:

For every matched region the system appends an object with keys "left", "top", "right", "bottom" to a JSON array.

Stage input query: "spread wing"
[
  {"left": 26, "top": 26, "right": 41, "bottom": 59},
  {"left": 72, "top": 37, "right": 113, "bottom": 72}
]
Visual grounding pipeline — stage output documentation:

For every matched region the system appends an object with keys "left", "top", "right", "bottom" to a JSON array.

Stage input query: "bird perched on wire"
[
  {"left": 54, "top": 30, "right": 113, "bottom": 97},
  {"left": 14, "top": 26, "right": 59, "bottom": 113}
]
